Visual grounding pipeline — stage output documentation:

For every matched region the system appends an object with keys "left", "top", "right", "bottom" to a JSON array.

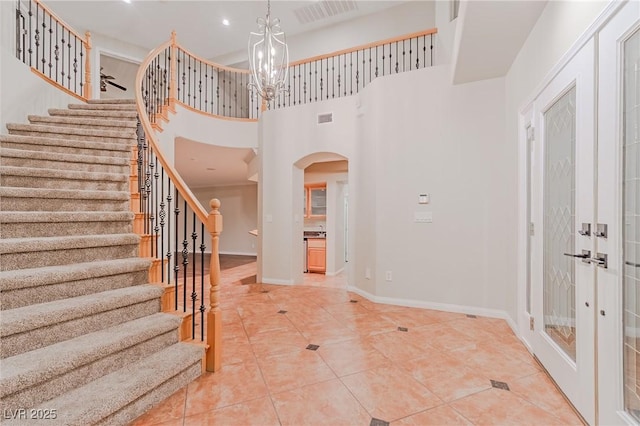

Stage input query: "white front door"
[
  {"left": 528, "top": 2, "right": 640, "bottom": 424},
  {"left": 530, "top": 38, "right": 597, "bottom": 424},
  {"left": 597, "top": 1, "right": 640, "bottom": 424}
]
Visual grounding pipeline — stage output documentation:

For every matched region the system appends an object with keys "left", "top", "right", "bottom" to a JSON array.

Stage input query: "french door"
[
  {"left": 531, "top": 37, "right": 596, "bottom": 425},
  {"left": 598, "top": 1, "right": 640, "bottom": 424},
  {"left": 529, "top": 1, "right": 639, "bottom": 424}
]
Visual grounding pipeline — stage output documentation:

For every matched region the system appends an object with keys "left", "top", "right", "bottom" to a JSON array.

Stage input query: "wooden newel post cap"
[{"left": 209, "top": 198, "right": 221, "bottom": 212}]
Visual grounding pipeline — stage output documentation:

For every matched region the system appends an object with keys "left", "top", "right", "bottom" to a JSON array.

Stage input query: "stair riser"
[
  {"left": 49, "top": 109, "right": 138, "bottom": 120},
  {"left": 29, "top": 118, "right": 137, "bottom": 130},
  {"left": 0, "top": 243, "right": 139, "bottom": 272},
  {"left": 1, "top": 298, "right": 161, "bottom": 358},
  {"left": 0, "top": 197, "right": 129, "bottom": 212},
  {"left": 1, "top": 330, "right": 178, "bottom": 413},
  {"left": 1, "top": 156, "right": 129, "bottom": 174},
  {"left": 8, "top": 129, "right": 135, "bottom": 144},
  {"left": 0, "top": 220, "right": 132, "bottom": 239},
  {"left": 88, "top": 99, "right": 137, "bottom": 105},
  {"left": 1, "top": 175, "right": 128, "bottom": 192},
  {"left": 1, "top": 269, "right": 148, "bottom": 310},
  {"left": 96, "top": 361, "right": 202, "bottom": 426},
  {"left": 0, "top": 141, "right": 131, "bottom": 159},
  {"left": 69, "top": 104, "right": 137, "bottom": 111}
]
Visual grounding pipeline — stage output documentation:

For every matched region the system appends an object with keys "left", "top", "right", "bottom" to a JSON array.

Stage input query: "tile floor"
[{"left": 132, "top": 261, "right": 584, "bottom": 426}]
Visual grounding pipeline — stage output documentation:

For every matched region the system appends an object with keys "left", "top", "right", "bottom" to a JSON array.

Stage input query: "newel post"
[
  {"left": 206, "top": 198, "right": 223, "bottom": 372},
  {"left": 84, "top": 31, "right": 92, "bottom": 99},
  {"left": 169, "top": 30, "right": 178, "bottom": 109}
]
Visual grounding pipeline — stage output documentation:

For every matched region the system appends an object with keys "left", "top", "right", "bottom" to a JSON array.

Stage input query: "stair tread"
[
  {"left": 0, "top": 186, "right": 130, "bottom": 200},
  {"left": 0, "top": 133, "right": 132, "bottom": 151},
  {"left": 0, "top": 284, "right": 162, "bottom": 337},
  {"left": 0, "top": 233, "right": 140, "bottom": 254},
  {"left": 7, "top": 123, "right": 135, "bottom": 139},
  {"left": 28, "top": 343, "right": 202, "bottom": 426},
  {"left": 28, "top": 115, "right": 137, "bottom": 128},
  {"left": 68, "top": 103, "right": 137, "bottom": 111},
  {"left": 0, "top": 147, "right": 130, "bottom": 166},
  {"left": 48, "top": 108, "right": 138, "bottom": 119},
  {"left": 87, "top": 99, "right": 136, "bottom": 105},
  {"left": 0, "top": 211, "right": 133, "bottom": 224},
  {"left": 0, "top": 165, "right": 128, "bottom": 181},
  {"left": 0, "top": 313, "right": 180, "bottom": 397},
  {"left": 0, "top": 257, "right": 151, "bottom": 291}
]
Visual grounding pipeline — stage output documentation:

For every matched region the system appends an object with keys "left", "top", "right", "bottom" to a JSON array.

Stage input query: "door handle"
[
  {"left": 564, "top": 250, "right": 591, "bottom": 263},
  {"left": 588, "top": 253, "right": 608, "bottom": 269},
  {"left": 564, "top": 252, "right": 589, "bottom": 259},
  {"left": 625, "top": 261, "right": 640, "bottom": 268}
]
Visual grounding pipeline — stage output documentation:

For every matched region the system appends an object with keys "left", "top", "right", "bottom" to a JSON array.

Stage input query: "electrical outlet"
[{"left": 385, "top": 271, "right": 392, "bottom": 281}]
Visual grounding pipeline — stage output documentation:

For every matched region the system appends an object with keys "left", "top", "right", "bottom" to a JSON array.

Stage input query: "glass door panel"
[
  {"left": 543, "top": 87, "right": 577, "bottom": 361},
  {"left": 623, "top": 28, "right": 640, "bottom": 421}
]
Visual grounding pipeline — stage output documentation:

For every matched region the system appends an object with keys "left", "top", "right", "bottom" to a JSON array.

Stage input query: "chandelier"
[{"left": 248, "top": 0, "right": 289, "bottom": 103}]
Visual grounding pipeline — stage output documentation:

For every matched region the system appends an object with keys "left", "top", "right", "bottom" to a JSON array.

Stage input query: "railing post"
[
  {"left": 84, "top": 31, "right": 92, "bottom": 99},
  {"left": 169, "top": 30, "right": 178, "bottom": 111},
  {"left": 206, "top": 198, "right": 223, "bottom": 372}
]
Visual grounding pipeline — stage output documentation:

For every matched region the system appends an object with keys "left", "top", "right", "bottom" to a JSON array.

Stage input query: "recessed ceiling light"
[
  {"left": 222, "top": 19, "right": 230, "bottom": 26},
  {"left": 122, "top": 0, "right": 131, "bottom": 3},
  {"left": 206, "top": 167, "right": 217, "bottom": 171}
]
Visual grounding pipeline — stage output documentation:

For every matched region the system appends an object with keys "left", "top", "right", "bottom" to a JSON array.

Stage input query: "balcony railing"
[
  {"left": 14, "top": 0, "right": 91, "bottom": 100},
  {"left": 140, "top": 28, "right": 437, "bottom": 123}
]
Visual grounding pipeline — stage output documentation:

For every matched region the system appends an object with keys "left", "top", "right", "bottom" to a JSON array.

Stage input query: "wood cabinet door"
[{"left": 308, "top": 247, "right": 326, "bottom": 272}]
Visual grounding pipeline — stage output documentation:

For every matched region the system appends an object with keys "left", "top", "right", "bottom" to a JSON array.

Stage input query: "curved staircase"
[{"left": 0, "top": 99, "right": 203, "bottom": 425}]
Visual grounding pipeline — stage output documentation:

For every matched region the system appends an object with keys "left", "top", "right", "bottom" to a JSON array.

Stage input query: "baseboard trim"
[
  {"left": 325, "top": 267, "right": 345, "bottom": 277},
  {"left": 219, "top": 251, "right": 257, "bottom": 257},
  {"left": 262, "top": 278, "right": 295, "bottom": 286},
  {"left": 347, "top": 285, "right": 517, "bottom": 334}
]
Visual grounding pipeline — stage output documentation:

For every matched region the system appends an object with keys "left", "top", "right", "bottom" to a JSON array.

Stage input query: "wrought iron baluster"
[
  {"left": 153, "top": 156, "right": 160, "bottom": 258},
  {"left": 73, "top": 36, "right": 77, "bottom": 93},
  {"left": 173, "top": 189, "right": 180, "bottom": 310},
  {"left": 182, "top": 200, "right": 189, "bottom": 312},
  {"left": 198, "top": 60, "right": 202, "bottom": 111},
  {"left": 28, "top": 0, "right": 32, "bottom": 66},
  {"left": 200, "top": 224, "right": 206, "bottom": 341},
  {"left": 54, "top": 21, "right": 59, "bottom": 82},
  {"left": 343, "top": 54, "right": 347, "bottom": 96},
  {"left": 47, "top": 14, "right": 52, "bottom": 77},
  {"left": 349, "top": 53, "right": 353, "bottom": 95},
  {"left": 191, "top": 212, "right": 197, "bottom": 339},
  {"left": 165, "top": 177, "right": 172, "bottom": 286},
  {"left": 423, "top": 35, "right": 426, "bottom": 68},
  {"left": 415, "top": 37, "right": 420, "bottom": 69},
  {"left": 34, "top": 2, "right": 39, "bottom": 70},
  {"left": 159, "top": 169, "right": 166, "bottom": 283},
  {"left": 430, "top": 34, "right": 434, "bottom": 66},
  {"left": 337, "top": 55, "right": 341, "bottom": 97},
  {"left": 409, "top": 37, "right": 413, "bottom": 70}
]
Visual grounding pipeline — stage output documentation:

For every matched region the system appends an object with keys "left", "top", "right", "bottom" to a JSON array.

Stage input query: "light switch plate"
[
  {"left": 414, "top": 211, "right": 433, "bottom": 223},
  {"left": 265, "top": 214, "right": 273, "bottom": 223},
  {"left": 418, "top": 194, "right": 430, "bottom": 204}
]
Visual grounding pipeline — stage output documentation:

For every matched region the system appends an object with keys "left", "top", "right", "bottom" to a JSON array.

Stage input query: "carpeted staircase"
[{"left": 0, "top": 99, "right": 203, "bottom": 425}]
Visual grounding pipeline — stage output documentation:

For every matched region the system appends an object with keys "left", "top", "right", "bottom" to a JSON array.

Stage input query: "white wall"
[
  {"left": 360, "top": 66, "right": 508, "bottom": 315},
  {"left": 260, "top": 97, "right": 359, "bottom": 286},
  {"left": 193, "top": 184, "right": 258, "bottom": 256},
  {"left": 505, "top": 0, "right": 608, "bottom": 324},
  {"left": 261, "top": 62, "right": 512, "bottom": 317}
]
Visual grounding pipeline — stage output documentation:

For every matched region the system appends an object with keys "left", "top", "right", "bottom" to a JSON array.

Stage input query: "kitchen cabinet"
[
  {"left": 304, "top": 183, "right": 326, "bottom": 218},
  {"left": 307, "top": 238, "right": 326, "bottom": 273}
]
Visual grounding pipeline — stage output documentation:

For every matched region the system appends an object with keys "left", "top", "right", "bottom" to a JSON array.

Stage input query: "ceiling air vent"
[
  {"left": 293, "top": 1, "right": 358, "bottom": 25},
  {"left": 318, "top": 113, "right": 333, "bottom": 124}
]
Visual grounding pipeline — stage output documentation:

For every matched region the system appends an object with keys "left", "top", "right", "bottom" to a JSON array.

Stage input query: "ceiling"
[
  {"left": 174, "top": 137, "right": 256, "bottom": 188},
  {"left": 44, "top": 1, "right": 407, "bottom": 61}
]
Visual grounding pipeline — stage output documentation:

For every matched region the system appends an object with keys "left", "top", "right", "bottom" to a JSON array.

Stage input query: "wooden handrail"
[
  {"left": 174, "top": 41, "right": 250, "bottom": 74},
  {"left": 135, "top": 38, "right": 209, "bottom": 226},
  {"left": 289, "top": 27, "right": 438, "bottom": 67}
]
